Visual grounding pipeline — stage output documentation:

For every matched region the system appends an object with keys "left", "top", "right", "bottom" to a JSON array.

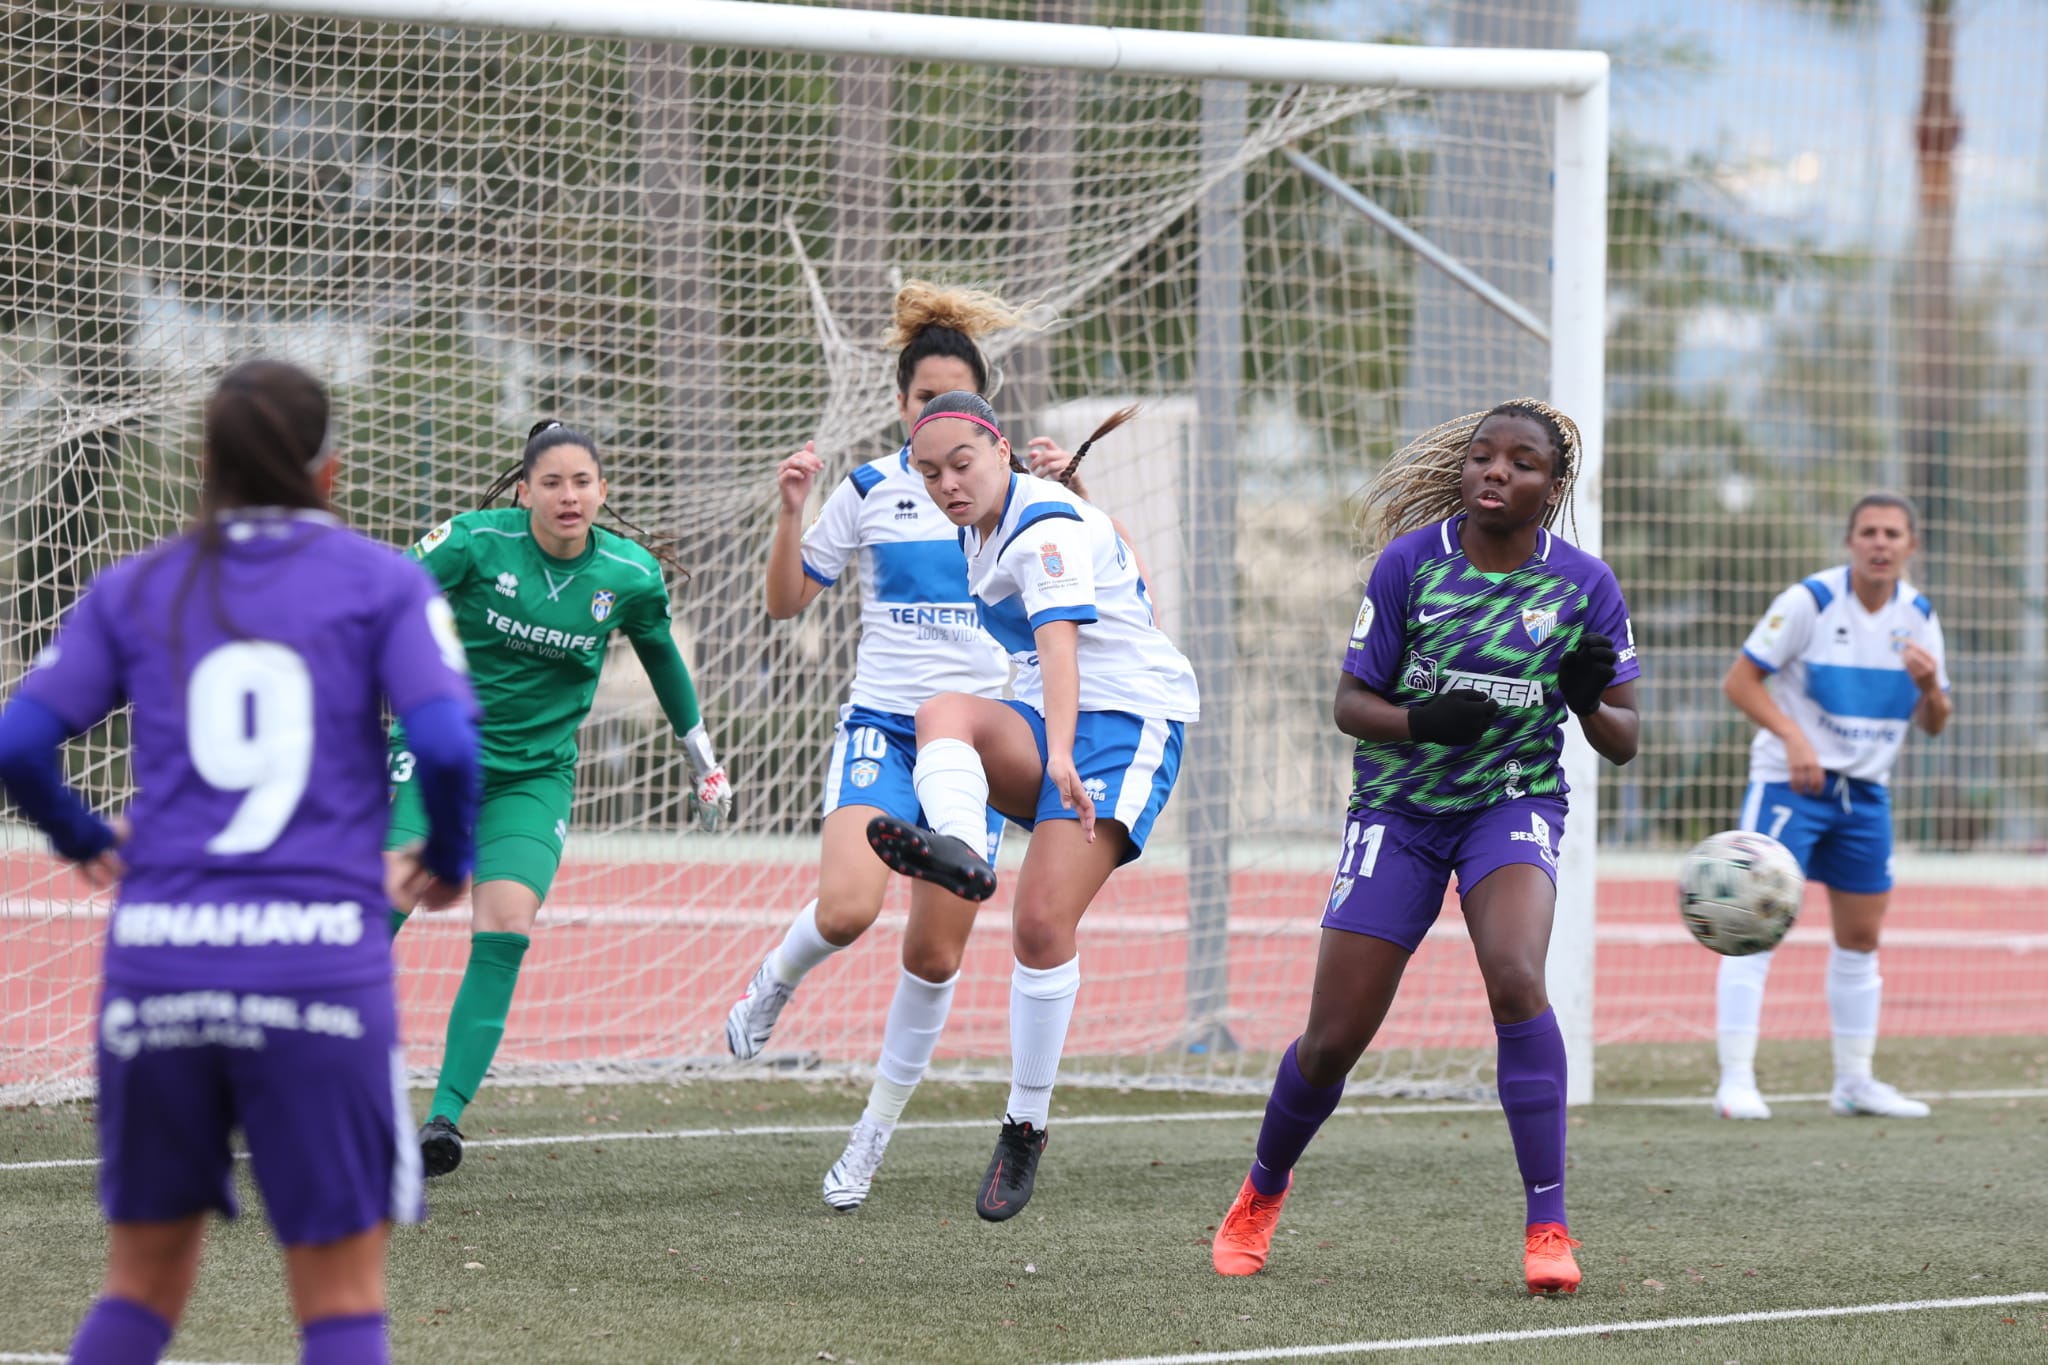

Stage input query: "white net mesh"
[{"left": 4, "top": 0, "right": 2042, "bottom": 1104}]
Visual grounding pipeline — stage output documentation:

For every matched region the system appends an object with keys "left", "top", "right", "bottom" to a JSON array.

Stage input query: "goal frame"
[{"left": 190, "top": 0, "right": 1612, "bottom": 1101}]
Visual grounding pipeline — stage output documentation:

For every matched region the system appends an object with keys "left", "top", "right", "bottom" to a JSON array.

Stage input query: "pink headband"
[{"left": 911, "top": 410, "right": 1004, "bottom": 442}]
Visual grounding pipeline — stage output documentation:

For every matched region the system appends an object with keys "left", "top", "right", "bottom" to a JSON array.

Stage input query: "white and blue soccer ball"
[{"left": 1676, "top": 830, "right": 1804, "bottom": 957}]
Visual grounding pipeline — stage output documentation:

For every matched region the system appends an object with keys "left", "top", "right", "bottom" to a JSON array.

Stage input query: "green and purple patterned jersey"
[
  {"left": 1342, "top": 516, "right": 1639, "bottom": 818},
  {"left": 405, "top": 507, "right": 698, "bottom": 777}
]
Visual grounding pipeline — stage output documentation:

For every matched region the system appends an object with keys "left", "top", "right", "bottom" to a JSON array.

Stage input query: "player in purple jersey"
[
  {"left": 0, "top": 360, "right": 480, "bottom": 1365},
  {"left": 1207, "top": 400, "right": 1640, "bottom": 1297}
]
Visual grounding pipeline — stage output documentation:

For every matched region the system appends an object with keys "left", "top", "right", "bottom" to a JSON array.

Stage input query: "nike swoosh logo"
[
  {"left": 1534, "top": 1181, "right": 1561, "bottom": 1193},
  {"left": 985, "top": 1163, "right": 1008, "bottom": 1208},
  {"left": 1416, "top": 605, "right": 1459, "bottom": 624}
]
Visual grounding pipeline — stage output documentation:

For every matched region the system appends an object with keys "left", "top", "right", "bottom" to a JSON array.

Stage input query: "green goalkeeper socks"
[{"left": 429, "top": 932, "right": 532, "bottom": 1125}]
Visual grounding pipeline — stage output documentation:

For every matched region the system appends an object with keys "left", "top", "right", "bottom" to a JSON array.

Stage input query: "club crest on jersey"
[
  {"left": 494, "top": 572, "right": 519, "bottom": 598},
  {"left": 850, "top": 759, "right": 881, "bottom": 789},
  {"left": 1521, "top": 606, "right": 1559, "bottom": 646},
  {"left": 1040, "top": 542, "right": 1067, "bottom": 578},
  {"left": 590, "top": 589, "right": 617, "bottom": 623},
  {"left": 1889, "top": 628, "right": 1912, "bottom": 654},
  {"left": 1401, "top": 651, "right": 1438, "bottom": 694},
  {"left": 419, "top": 520, "right": 453, "bottom": 555}
]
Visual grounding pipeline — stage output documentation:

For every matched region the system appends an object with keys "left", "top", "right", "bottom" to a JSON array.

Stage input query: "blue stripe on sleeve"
[
  {"left": 802, "top": 559, "right": 836, "bottom": 588},
  {"left": 1911, "top": 592, "right": 1933, "bottom": 619},
  {"left": 1804, "top": 662, "right": 1921, "bottom": 721},
  {"left": 998, "top": 503, "right": 1084, "bottom": 558},
  {"left": 1028, "top": 604, "right": 1098, "bottom": 630},
  {"left": 398, "top": 696, "right": 480, "bottom": 885},
  {"left": 1741, "top": 647, "right": 1779, "bottom": 676},
  {"left": 1801, "top": 575, "right": 1835, "bottom": 611},
  {"left": 848, "top": 465, "right": 885, "bottom": 498},
  {"left": 0, "top": 697, "right": 115, "bottom": 863}
]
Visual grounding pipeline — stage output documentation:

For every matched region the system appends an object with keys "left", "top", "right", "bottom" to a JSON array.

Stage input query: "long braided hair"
[
  {"left": 1356, "top": 398, "right": 1583, "bottom": 556},
  {"left": 480, "top": 420, "right": 690, "bottom": 581}
]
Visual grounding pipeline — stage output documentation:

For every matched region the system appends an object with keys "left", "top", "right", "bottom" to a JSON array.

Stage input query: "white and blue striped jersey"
[
  {"left": 962, "top": 473, "right": 1200, "bottom": 723},
  {"left": 801, "top": 449, "right": 1008, "bottom": 712},
  {"left": 1740, "top": 565, "right": 1948, "bottom": 785}
]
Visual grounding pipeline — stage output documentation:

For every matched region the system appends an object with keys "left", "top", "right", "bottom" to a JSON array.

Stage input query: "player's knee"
[
  {"left": 1833, "top": 925, "right": 1881, "bottom": 953},
  {"left": 1483, "top": 966, "right": 1547, "bottom": 1024},
  {"left": 813, "top": 896, "right": 879, "bottom": 947},
  {"left": 901, "top": 940, "right": 962, "bottom": 982},
  {"left": 1292, "top": 1032, "right": 1358, "bottom": 1089},
  {"left": 1009, "top": 912, "right": 1073, "bottom": 969},
  {"left": 913, "top": 692, "right": 977, "bottom": 744}
]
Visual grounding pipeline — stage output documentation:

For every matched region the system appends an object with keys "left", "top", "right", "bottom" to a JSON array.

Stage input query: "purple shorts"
[
  {"left": 96, "top": 978, "right": 422, "bottom": 1246},
  {"left": 1320, "top": 797, "right": 1567, "bottom": 952}
]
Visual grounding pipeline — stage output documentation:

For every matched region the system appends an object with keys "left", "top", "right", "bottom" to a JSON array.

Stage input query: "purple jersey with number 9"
[{"left": 15, "top": 511, "right": 475, "bottom": 991}]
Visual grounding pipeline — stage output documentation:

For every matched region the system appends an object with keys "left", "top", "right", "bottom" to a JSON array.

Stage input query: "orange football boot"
[
  {"left": 1523, "top": 1220, "right": 1583, "bottom": 1294},
  {"left": 1212, "top": 1174, "right": 1291, "bottom": 1276}
]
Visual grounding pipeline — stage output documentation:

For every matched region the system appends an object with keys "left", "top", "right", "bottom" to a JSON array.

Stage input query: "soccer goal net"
[{"left": 0, "top": 0, "right": 1613, "bottom": 1102}]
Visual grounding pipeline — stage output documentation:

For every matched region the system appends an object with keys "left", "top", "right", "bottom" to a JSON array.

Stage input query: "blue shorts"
[
  {"left": 96, "top": 979, "right": 422, "bottom": 1246},
  {"left": 1322, "top": 797, "right": 1568, "bottom": 952},
  {"left": 825, "top": 704, "right": 1003, "bottom": 863},
  {"left": 1740, "top": 776, "right": 1892, "bottom": 894},
  {"left": 998, "top": 701, "right": 1185, "bottom": 866}
]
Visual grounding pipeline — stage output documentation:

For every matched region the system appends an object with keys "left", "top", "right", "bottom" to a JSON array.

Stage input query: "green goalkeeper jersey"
[{"left": 403, "top": 507, "right": 702, "bottom": 777}]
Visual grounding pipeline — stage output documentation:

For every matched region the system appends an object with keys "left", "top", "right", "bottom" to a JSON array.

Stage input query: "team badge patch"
[
  {"left": 1327, "top": 875, "right": 1355, "bottom": 912},
  {"left": 590, "top": 589, "right": 617, "bottom": 623},
  {"left": 1039, "top": 542, "right": 1067, "bottom": 578},
  {"left": 850, "top": 759, "right": 881, "bottom": 789},
  {"left": 1521, "top": 606, "right": 1559, "bottom": 646},
  {"left": 1889, "top": 627, "right": 1912, "bottom": 655},
  {"left": 1350, "top": 595, "right": 1376, "bottom": 645},
  {"left": 419, "top": 520, "right": 453, "bottom": 555},
  {"left": 1401, "top": 651, "right": 1438, "bottom": 694}
]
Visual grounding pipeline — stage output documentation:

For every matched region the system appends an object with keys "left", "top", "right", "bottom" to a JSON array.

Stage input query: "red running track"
[{"left": 4, "top": 855, "right": 2042, "bottom": 1093}]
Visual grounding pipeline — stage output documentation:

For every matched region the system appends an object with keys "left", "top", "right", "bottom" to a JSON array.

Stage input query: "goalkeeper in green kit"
[{"left": 387, "top": 420, "right": 732, "bottom": 1176}]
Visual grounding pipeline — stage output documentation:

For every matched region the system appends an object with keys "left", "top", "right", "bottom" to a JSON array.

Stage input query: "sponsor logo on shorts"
[
  {"left": 1040, "top": 542, "right": 1067, "bottom": 578},
  {"left": 1508, "top": 811, "right": 1558, "bottom": 867},
  {"left": 590, "top": 589, "right": 617, "bottom": 622},
  {"left": 102, "top": 992, "right": 366, "bottom": 1055},
  {"left": 850, "top": 759, "right": 881, "bottom": 789},
  {"left": 553, "top": 820, "right": 568, "bottom": 843},
  {"left": 495, "top": 571, "right": 520, "bottom": 598},
  {"left": 1082, "top": 778, "right": 1109, "bottom": 805}
]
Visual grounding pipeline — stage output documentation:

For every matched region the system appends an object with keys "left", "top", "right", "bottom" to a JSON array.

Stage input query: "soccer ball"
[{"left": 1676, "top": 830, "right": 1804, "bottom": 956}]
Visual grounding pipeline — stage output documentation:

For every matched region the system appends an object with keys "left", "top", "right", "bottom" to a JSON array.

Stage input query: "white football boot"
[
  {"left": 1830, "top": 1076, "right": 1931, "bottom": 1118},
  {"left": 1714, "top": 1080, "right": 1773, "bottom": 1120},
  {"left": 724, "top": 960, "right": 795, "bottom": 1061},
  {"left": 822, "top": 1115, "right": 895, "bottom": 1211}
]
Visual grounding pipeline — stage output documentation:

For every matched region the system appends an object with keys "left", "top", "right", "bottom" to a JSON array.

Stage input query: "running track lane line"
[
  {"left": 1040, "top": 1292, "right": 2048, "bottom": 1365},
  {"left": 4, "top": 1087, "right": 2045, "bottom": 1174}
]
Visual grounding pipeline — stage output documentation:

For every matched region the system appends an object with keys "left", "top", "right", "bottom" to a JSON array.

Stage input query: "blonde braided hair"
[{"left": 1357, "top": 398, "right": 1583, "bottom": 557}]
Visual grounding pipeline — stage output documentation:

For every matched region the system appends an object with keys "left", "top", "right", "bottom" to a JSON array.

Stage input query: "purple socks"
[
  {"left": 68, "top": 1297, "right": 170, "bottom": 1365},
  {"left": 1247, "top": 1039, "right": 1346, "bottom": 1196},
  {"left": 302, "top": 1313, "right": 388, "bottom": 1365},
  {"left": 1496, "top": 1006, "right": 1569, "bottom": 1228}
]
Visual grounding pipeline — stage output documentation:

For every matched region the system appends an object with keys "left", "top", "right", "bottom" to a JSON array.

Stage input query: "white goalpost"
[{"left": 0, "top": 0, "right": 1606, "bottom": 1103}]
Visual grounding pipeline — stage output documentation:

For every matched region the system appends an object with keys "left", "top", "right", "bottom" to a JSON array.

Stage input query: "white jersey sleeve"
[
  {"left": 799, "top": 475, "right": 865, "bottom": 588},
  {"left": 998, "top": 514, "right": 1099, "bottom": 631},
  {"left": 1740, "top": 583, "right": 1817, "bottom": 675},
  {"left": 1925, "top": 608, "right": 1951, "bottom": 692}
]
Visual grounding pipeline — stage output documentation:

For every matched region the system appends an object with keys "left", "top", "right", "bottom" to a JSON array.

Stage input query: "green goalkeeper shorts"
[{"left": 385, "top": 754, "right": 576, "bottom": 902}]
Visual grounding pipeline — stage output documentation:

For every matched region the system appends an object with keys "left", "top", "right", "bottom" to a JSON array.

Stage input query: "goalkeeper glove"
[
  {"left": 1555, "top": 632, "right": 1618, "bottom": 716},
  {"left": 682, "top": 723, "right": 733, "bottom": 831},
  {"left": 1407, "top": 689, "right": 1500, "bottom": 746}
]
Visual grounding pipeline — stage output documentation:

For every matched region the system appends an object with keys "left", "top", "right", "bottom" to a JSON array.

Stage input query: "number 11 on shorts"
[{"left": 1339, "top": 820, "right": 1385, "bottom": 879}]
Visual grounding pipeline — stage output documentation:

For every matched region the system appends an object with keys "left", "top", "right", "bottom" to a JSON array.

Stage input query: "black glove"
[
  {"left": 1407, "top": 688, "right": 1500, "bottom": 746},
  {"left": 1556, "top": 631, "right": 1618, "bottom": 716}
]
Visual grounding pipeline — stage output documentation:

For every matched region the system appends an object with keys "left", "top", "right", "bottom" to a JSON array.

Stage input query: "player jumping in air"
[
  {"left": 1713, "top": 492, "right": 1951, "bottom": 1121},
  {"left": 0, "top": 360, "right": 481, "bottom": 1365},
  {"left": 388, "top": 419, "right": 731, "bottom": 1177},
  {"left": 1207, "top": 400, "right": 1639, "bottom": 1295},
  {"left": 723, "top": 283, "right": 1086, "bottom": 1213},
  {"left": 865, "top": 390, "right": 1198, "bottom": 1223}
]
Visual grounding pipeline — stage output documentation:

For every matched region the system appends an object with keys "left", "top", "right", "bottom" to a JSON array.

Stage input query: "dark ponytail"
[
  {"left": 479, "top": 420, "right": 690, "bottom": 582},
  {"left": 1055, "top": 404, "right": 1140, "bottom": 491}
]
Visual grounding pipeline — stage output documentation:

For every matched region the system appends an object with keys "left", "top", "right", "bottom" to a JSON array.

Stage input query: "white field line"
[
  {"left": 1043, "top": 1292, "right": 2048, "bottom": 1365},
  {"left": 1, "top": 899, "right": 2043, "bottom": 951},
  {"left": 6, "top": 1087, "right": 2045, "bottom": 1174}
]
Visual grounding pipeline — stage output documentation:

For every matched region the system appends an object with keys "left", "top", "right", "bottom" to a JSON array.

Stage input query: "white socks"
[
  {"left": 1714, "top": 948, "right": 1773, "bottom": 1087},
  {"left": 1005, "top": 956, "right": 1081, "bottom": 1127},
  {"left": 913, "top": 738, "right": 991, "bottom": 852},
  {"left": 1827, "top": 945, "right": 1882, "bottom": 1081},
  {"left": 768, "top": 899, "right": 837, "bottom": 986},
  {"left": 863, "top": 968, "right": 960, "bottom": 1127}
]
